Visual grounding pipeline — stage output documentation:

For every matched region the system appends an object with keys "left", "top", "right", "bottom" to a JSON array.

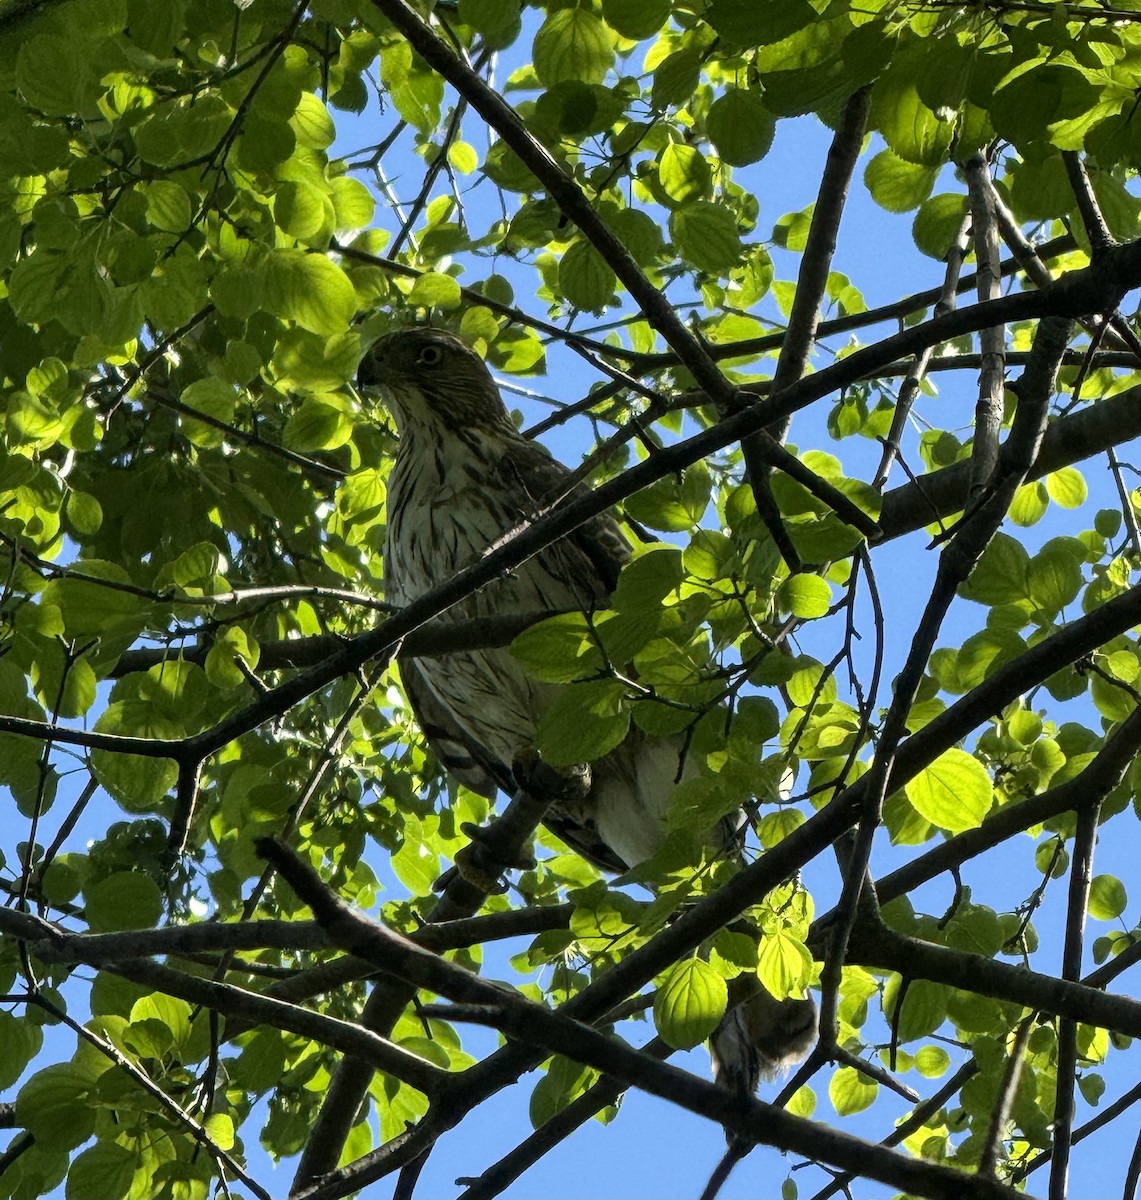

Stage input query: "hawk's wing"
[
  {"left": 398, "top": 436, "right": 633, "bottom": 875},
  {"left": 400, "top": 659, "right": 509, "bottom": 799},
  {"left": 403, "top": 655, "right": 629, "bottom": 873},
  {"left": 500, "top": 438, "right": 632, "bottom": 598}
]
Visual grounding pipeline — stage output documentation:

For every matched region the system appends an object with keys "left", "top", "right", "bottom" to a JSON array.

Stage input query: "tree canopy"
[{"left": 4, "top": 0, "right": 1141, "bottom": 1198}]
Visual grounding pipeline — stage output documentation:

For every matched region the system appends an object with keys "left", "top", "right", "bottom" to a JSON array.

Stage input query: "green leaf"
[
  {"left": 914, "top": 1045, "right": 951, "bottom": 1078},
  {"left": 600, "top": 211, "right": 659, "bottom": 270},
  {"left": 828, "top": 1066, "right": 877, "bottom": 1116},
  {"left": 602, "top": 0, "right": 670, "bottom": 40},
  {"left": 1079, "top": 1073, "right": 1106, "bottom": 1106},
  {"left": 536, "top": 680, "right": 630, "bottom": 765},
  {"left": 785, "top": 657, "right": 837, "bottom": 707},
  {"left": 885, "top": 977, "right": 948, "bottom": 1042},
  {"left": 706, "top": 88, "right": 776, "bottom": 166},
  {"left": 652, "top": 48, "right": 702, "bottom": 111},
  {"left": 179, "top": 377, "right": 237, "bottom": 448},
  {"left": 16, "top": 36, "right": 101, "bottom": 117},
  {"left": 684, "top": 529, "right": 737, "bottom": 581},
  {"left": 459, "top": 0, "right": 521, "bottom": 49},
  {"left": 15, "top": 1065, "right": 95, "bottom": 1151},
  {"left": 0, "top": 1010, "right": 43, "bottom": 1089},
  {"left": 42, "top": 561, "right": 143, "bottom": 638},
  {"left": 658, "top": 143, "right": 711, "bottom": 205},
  {"left": 283, "top": 396, "right": 354, "bottom": 451},
  {"left": 912, "top": 193, "right": 970, "bottom": 259},
  {"left": 129, "top": 994, "right": 193, "bottom": 1053},
  {"left": 84, "top": 871, "right": 163, "bottom": 932},
  {"left": 870, "top": 59, "right": 956, "bottom": 166},
  {"left": 777, "top": 574, "right": 832, "bottom": 619},
  {"left": 1045, "top": 467, "right": 1087, "bottom": 509},
  {"left": 653, "top": 959, "right": 728, "bottom": 1050},
  {"left": 447, "top": 141, "right": 479, "bottom": 174},
  {"left": 864, "top": 149, "right": 937, "bottom": 213},
  {"left": 558, "top": 240, "right": 617, "bottom": 312},
  {"left": 407, "top": 271, "right": 462, "bottom": 310},
  {"left": 275, "top": 180, "right": 332, "bottom": 241},
  {"left": 392, "top": 815, "right": 439, "bottom": 895},
  {"left": 624, "top": 469, "right": 710, "bottom": 531},
  {"left": 65, "top": 490, "right": 103, "bottom": 536},
  {"left": 1088, "top": 874, "right": 1127, "bottom": 920},
  {"left": 904, "top": 748, "right": 992, "bottom": 833},
  {"left": 1009, "top": 481, "right": 1049, "bottom": 526},
  {"left": 205, "top": 627, "right": 260, "bottom": 689},
  {"left": 670, "top": 201, "right": 743, "bottom": 271},
  {"left": 511, "top": 613, "right": 605, "bottom": 683},
  {"left": 705, "top": 0, "right": 816, "bottom": 46},
  {"left": 613, "top": 548, "right": 683, "bottom": 612},
  {"left": 143, "top": 180, "right": 192, "bottom": 233},
  {"left": 533, "top": 9, "right": 613, "bottom": 87},
  {"left": 204, "top": 1112, "right": 236, "bottom": 1151},
  {"left": 757, "top": 934, "right": 813, "bottom": 1000},
  {"left": 959, "top": 533, "right": 1030, "bottom": 605},
  {"left": 291, "top": 92, "right": 336, "bottom": 149},
  {"left": 1027, "top": 546, "right": 1083, "bottom": 615},
  {"left": 331, "top": 176, "right": 376, "bottom": 229},
  {"left": 263, "top": 249, "right": 356, "bottom": 336}
]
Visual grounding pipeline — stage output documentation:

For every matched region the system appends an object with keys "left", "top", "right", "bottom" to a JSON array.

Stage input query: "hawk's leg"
[{"left": 435, "top": 751, "right": 592, "bottom": 894}]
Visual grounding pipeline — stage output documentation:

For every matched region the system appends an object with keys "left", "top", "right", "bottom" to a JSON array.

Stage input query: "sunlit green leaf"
[
  {"left": 534, "top": 9, "right": 613, "bottom": 87},
  {"left": 653, "top": 959, "right": 728, "bottom": 1050},
  {"left": 1088, "top": 874, "right": 1127, "bottom": 920},
  {"left": 904, "top": 748, "right": 992, "bottom": 833}
]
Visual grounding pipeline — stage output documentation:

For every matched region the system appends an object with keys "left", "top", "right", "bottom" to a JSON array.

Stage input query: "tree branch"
[{"left": 266, "top": 838, "right": 1025, "bottom": 1200}]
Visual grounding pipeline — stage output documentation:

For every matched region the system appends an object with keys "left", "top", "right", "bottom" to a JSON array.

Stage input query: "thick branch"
[
  {"left": 848, "top": 922, "right": 1141, "bottom": 1037},
  {"left": 880, "top": 379, "right": 1141, "bottom": 540},
  {"left": 0, "top": 906, "right": 448, "bottom": 1097},
  {"left": 267, "top": 839, "right": 1024, "bottom": 1200},
  {"left": 293, "top": 780, "right": 558, "bottom": 1185}
]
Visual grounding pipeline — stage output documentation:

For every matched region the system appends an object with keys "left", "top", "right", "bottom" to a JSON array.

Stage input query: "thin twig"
[{"left": 978, "top": 1016, "right": 1035, "bottom": 1176}]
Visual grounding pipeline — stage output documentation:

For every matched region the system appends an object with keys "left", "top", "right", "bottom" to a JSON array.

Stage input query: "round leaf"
[
  {"left": 658, "top": 143, "right": 711, "bottom": 204},
  {"left": 534, "top": 10, "right": 613, "bottom": 87},
  {"left": 1088, "top": 874, "right": 1127, "bottom": 920},
  {"left": 653, "top": 959, "right": 728, "bottom": 1050},
  {"left": 602, "top": 0, "right": 671, "bottom": 39},
  {"left": 828, "top": 1066, "right": 877, "bottom": 1116},
  {"left": 777, "top": 574, "right": 832, "bottom": 619},
  {"left": 904, "top": 748, "right": 992, "bottom": 833},
  {"left": 670, "top": 201, "right": 742, "bottom": 271},
  {"left": 558, "top": 240, "right": 617, "bottom": 312},
  {"left": 706, "top": 88, "right": 775, "bottom": 166}
]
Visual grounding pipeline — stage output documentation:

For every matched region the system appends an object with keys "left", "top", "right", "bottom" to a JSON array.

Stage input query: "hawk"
[{"left": 357, "top": 327, "right": 816, "bottom": 1095}]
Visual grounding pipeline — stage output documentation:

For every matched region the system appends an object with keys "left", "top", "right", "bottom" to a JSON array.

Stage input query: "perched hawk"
[{"left": 357, "top": 327, "right": 816, "bottom": 1094}]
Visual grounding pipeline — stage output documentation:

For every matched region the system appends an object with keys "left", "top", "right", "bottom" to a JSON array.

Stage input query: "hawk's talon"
[
  {"left": 512, "top": 749, "right": 591, "bottom": 804},
  {"left": 452, "top": 840, "right": 510, "bottom": 893},
  {"left": 432, "top": 820, "right": 536, "bottom": 894},
  {"left": 458, "top": 821, "right": 536, "bottom": 871}
]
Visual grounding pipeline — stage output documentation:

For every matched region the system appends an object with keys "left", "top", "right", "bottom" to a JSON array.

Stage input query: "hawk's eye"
[{"left": 417, "top": 344, "right": 444, "bottom": 366}]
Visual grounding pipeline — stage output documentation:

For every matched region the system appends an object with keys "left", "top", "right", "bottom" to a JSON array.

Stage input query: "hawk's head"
[{"left": 357, "top": 328, "right": 516, "bottom": 437}]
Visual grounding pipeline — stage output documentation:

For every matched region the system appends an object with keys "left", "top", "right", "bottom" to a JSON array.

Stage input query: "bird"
[{"left": 356, "top": 326, "right": 817, "bottom": 1098}]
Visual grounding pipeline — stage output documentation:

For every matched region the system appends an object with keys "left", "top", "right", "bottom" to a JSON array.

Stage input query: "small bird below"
[{"left": 357, "top": 326, "right": 817, "bottom": 1097}]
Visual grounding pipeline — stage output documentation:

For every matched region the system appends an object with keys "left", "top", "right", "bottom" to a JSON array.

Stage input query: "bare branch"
[
  {"left": 1050, "top": 795, "right": 1101, "bottom": 1200},
  {"left": 963, "top": 152, "right": 1006, "bottom": 495},
  {"left": 267, "top": 837, "right": 1025, "bottom": 1200}
]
